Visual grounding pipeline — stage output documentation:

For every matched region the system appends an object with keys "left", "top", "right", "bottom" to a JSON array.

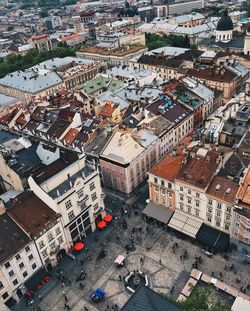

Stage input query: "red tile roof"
[
  {"left": 99, "top": 103, "right": 117, "bottom": 117},
  {"left": 187, "top": 66, "right": 237, "bottom": 83},
  {"left": 63, "top": 128, "right": 79, "bottom": 145}
]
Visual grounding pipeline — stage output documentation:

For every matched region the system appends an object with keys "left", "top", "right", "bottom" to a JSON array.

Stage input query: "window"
[
  {"left": 180, "top": 187, "right": 183, "bottom": 191},
  {"left": 168, "top": 192, "right": 172, "bottom": 198},
  {"left": 8, "top": 270, "right": 14, "bottom": 277},
  {"left": 195, "top": 210, "right": 200, "bottom": 217},
  {"left": 161, "top": 180, "right": 165, "bottom": 187},
  {"left": 207, "top": 216, "right": 212, "bottom": 222},
  {"left": 154, "top": 186, "right": 159, "bottom": 192},
  {"left": 225, "top": 214, "right": 231, "bottom": 221},
  {"left": 225, "top": 224, "right": 230, "bottom": 231},
  {"left": 91, "top": 192, "right": 97, "bottom": 201},
  {"left": 216, "top": 211, "right": 221, "bottom": 217},
  {"left": 23, "top": 271, "right": 28, "bottom": 278},
  {"left": 217, "top": 203, "right": 222, "bottom": 209},
  {"left": 4, "top": 262, "right": 10, "bottom": 269},
  {"left": 154, "top": 177, "right": 158, "bottom": 184},
  {"left": 58, "top": 236, "right": 63, "bottom": 244},
  {"left": 68, "top": 211, "right": 75, "bottom": 221},
  {"left": 19, "top": 262, "right": 24, "bottom": 269},
  {"left": 188, "top": 198, "right": 192, "bottom": 204},
  {"left": 196, "top": 201, "right": 200, "bottom": 207},
  {"left": 188, "top": 190, "right": 191, "bottom": 195},
  {"left": 2, "top": 292, "right": 9, "bottom": 300},
  {"left": 89, "top": 182, "right": 95, "bottom": 191},
  {"left": 168, "top": 183, "right": 172, "bottom": 189},
  {"left": 55, "top": 227, "right": 61, "bottom": 235},
  {"left": 15, "top": 254, "right": 21, "bottom": 261},
  {"left": 38, "top": 241, "right": 44, "bottom": 249},
  {"left": 28, "top": 254, "right": 33, "bottom": 261},
  {"left": 216, "top": 221, "right": 220, "bottom": 227},
  {"left": 208, "top": 207, "right": 212, "bottom": 214},
  {"left": 50, "top": 242, "right": 56, "bottom": 250},
  {"left": 32, "top": 263, "right": 37, "bottom": 270},
  {"left": 244, "top": 238, "right": 249, "bottom": 243},
  {"left": 0, "top": 281, "right": 3, "bottom": 289},
  {"left": 226, "top": 206, "right": 231, "bottom": 213},
  {"left": 161, "top": 189, "right": 166, "bottom": 195},
  {"left": 180, "top": 203, "right": 183, "bottom": 210},
  {"left": 208, "top": 199, "right": 213, "bottom": 206},
  {"left": 187, "top": 207, "right": 191, "bottom": 213},
  {"left": 41, "top": 249, "right": 48, "bottom": 258},
  {"left": 179, "top": 195, "right": 184, "bottom": 201},
  {"left": 47, "top": 233, "right": 53, "bottom": 242},
  {"left": 65, "top": 200, "right": 72, "bottom": 210},
  {"left": 13, "top": 279, "right": 18, "bottom": 286},
  {"left": 196, "top": 193, "right": 200, "bottom": 198},
  {"left": 78, "top": 190, "right": 84, "bottom": 199},
  {"left": 93, "top": 203, "right": 99, "bottom": 211},
  {"left": 25, "top": 246, "right": 30, "bottom": 253}
]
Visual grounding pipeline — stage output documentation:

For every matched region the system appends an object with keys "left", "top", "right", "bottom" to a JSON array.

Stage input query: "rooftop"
[
  {"left": 98, "top": 91, "right": 130, "bottom": 111},
  {"left": 147, "top": 98, "right": 193, "bottom": 126},
  {"left": 82, "top": 75, "right": 123, "bottom": 95},
  {"left": 176, "top": 148, "right": 220, "bottom": 189},
  {"left": 237, "top": 167, "right": 250, "bottom": 205},
  {"left": 101, "top": 131, "right": 144, "bottom": 165},
  {"left": 206, "top": 176, "right": 239, "bottom": 204},
  {"left": 99, "top": 103, "right": 118, "bottom": 117},
  {"left": 0, "top": 70, "right": 62, "bottom": 93},
  {"left": 0, "top": 213, "right": 30, "bottom": 264},
  {"left": 8, "top": 191, "right": 60, "bottom": 237},
  {"left": 78, "top": 45, "right": 146, "bottom": 57},
  {"left": 187, "top": 66, "right": 237, "bottom": 83}
]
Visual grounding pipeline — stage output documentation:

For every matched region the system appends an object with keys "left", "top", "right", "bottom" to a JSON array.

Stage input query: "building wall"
[
  {"left": 233, "top": 212, "right": 250, "bottom": 245},
  {"left": 34, "top": 218, "right": 68, "bottom": 267},
  {"left": 0, "top": 270, "right": 13, "bottom": 305},
  {"left": 0, "top": 155, "right": 24, "bottom": 191},
  {"left": 1, "top": 241, "right": 42, "bottom": 301}
]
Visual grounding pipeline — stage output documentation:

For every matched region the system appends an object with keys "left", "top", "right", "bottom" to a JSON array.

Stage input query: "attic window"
[
  {"left": 226, "top": 188, "right": 231, "bottom": 195},
  {"left": 215, "top": 184, "right": 221, "bottom": 191}
]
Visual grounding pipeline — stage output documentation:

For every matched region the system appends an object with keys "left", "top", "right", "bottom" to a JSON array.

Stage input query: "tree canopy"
[
  {"left": 0, "top": 46, "right": 78, "bottom": 78},
  {"left": 145, "top": 33, "right": 191, "bottom": 50},
  {"left": 242, "top": 0, "right": 250, "bottom": 17}
]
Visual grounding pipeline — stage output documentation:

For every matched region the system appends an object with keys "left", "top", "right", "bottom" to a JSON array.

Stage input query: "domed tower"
[
  {"left": 244, "top": 23, "right": 250, "bottom": 55},
  {"left": 216, "top": 10, "right": 233, "bottom": 43},
  {"left": 118, "top": 1, "right": 139, "bottom": 18}
]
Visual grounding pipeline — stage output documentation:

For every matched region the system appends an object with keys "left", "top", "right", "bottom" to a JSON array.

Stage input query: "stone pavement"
[{"left": 12, "top": 189, "right": 250, "bottom": 311}]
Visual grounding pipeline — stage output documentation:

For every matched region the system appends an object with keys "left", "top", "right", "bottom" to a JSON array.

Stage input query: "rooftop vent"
[{"left": 225, "top": 188, "right": 231, "bottom": 194}]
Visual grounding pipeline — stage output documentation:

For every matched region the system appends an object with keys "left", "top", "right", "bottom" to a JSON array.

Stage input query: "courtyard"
[{"left": 12, "top": 187, "right": 250, "bottom": 311}]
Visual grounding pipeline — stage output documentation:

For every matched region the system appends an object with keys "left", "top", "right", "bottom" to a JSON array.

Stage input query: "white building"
[{"left": 28, "top": 153, "right": 106, "bottom": 245}]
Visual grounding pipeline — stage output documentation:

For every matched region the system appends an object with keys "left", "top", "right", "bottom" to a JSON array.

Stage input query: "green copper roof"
[{"left": 82, "top": 75, "right": 123, "bottom": 95}]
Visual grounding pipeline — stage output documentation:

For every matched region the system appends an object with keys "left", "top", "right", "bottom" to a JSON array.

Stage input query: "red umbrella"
[
  {"left": 104, "top": 214, "right": 113, "bottom": 222},
  {"left": 74, "top": 242, "right": 84, "bottom": 251},
  {"left": 97, "top": 220, "right": 107, "bottom": 229}
]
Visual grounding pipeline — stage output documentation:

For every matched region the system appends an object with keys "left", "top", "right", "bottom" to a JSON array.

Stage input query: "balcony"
[{"left": 94, "top": 207, "right": 104, "bottom": 216}]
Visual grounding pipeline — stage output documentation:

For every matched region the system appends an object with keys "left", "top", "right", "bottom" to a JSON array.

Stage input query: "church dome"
[
  {"left": 118, "top": 1, "right": 139, "bottom": 18},
  {"left": 216, "top": 10, "right": 233, "bottom": 31}
]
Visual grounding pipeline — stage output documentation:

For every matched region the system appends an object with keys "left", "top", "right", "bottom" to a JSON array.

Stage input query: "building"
[
  {"left": 76, "top": 45, "right": 148, "bottom": 66},
  {"left": 156, "top": 0, "right": 204, "bottom": 17},
  {"left": 8, "top": 191, "right": 67, "bottom": 269},
  {"left": 0, "top": 212, "right": 42, "bottom": 306},
  {"left": 233, "top": 167, "right": 250, "bottom": 246},
  {"left": 100, "top": 129, "right": 161, "bottom": 194},
  {"left": 28, "top": 153, "right": 106, "bottom": 244},
  {"left": 28, "top": 34, "right": 52, "bottom": 52},
  {"left": 186, "top": 66, "right": 238, "bottom": 100},
  {"left": 0, "top": 70, "right": 64, "bottom": 102},
  {"left": 60, "top": 33, "right": 86, "bottom": 47},
  {"left": 45, "top": 16, "right": 62, "bottom": 30},
  {"left": 205, "top": 176, "right": 239, "bottom": 235},
  {"left": 146, "top": 97, "right": 194, "bottom": 146}
]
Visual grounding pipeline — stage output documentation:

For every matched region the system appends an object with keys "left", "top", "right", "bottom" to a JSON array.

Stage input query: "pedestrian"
[
  {"left": 219, "top": 272, "right": 222, "bottom": 278},
  {"left": 159, "top": 259, "right": 162, "bottom": 264},
  {"left": 38, "top": 294, "right": 42, "bottom": 301},
  {"left": 64, "top": 303, "right": 67, "bottom": 309},
  {"left": 64, "top": 295, "right": 68, "bottom": 302},
  {"left": 62, "top": 289, "right": 65, "bottom": 296},
  {"left": 61, "top": 281, "right": 65, "bottom": 287},
  {"left": 180, "top": 255, "right": 183, "bottom": 261},
  {"left": 66, "top": 305, "right": 70, "bottom": 311}
]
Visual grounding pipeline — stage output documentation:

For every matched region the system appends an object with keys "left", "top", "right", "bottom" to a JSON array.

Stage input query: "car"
[{"left": 202, "top": 249, "right": 213, "bottom": 258}]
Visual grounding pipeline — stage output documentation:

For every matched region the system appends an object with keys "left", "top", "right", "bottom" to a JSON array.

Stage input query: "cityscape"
[{"left": 0, "top": 0, "right": 249, "bottom": 310}]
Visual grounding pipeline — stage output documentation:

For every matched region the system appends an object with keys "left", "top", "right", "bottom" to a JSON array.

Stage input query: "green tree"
[
  {"left": 242, "top": 0, "right": 250, "bottom": 17},
  {"left": 180, "top": 285, "right": 230, "bottom": 311}
]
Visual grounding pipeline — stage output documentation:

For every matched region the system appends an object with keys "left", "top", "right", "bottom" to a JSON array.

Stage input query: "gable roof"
[{"left": 121, "top": 285, "right": 183, "bottom": 311}]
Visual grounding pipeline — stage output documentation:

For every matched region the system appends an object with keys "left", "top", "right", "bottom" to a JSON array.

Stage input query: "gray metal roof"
[
  {"left": 0, "top": 70, "right": 63, "bottom": 94},
  {"left": 121, "top": 285, "right": 183, "bottom": 311}
]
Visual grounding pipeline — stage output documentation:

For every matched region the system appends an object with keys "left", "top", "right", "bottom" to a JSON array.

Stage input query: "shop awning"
[
  {"left": 143, "top": 201, "right": 174, "bottom": 224},
  {"left": 196, "top": 223, "right": 230, "bottom": 251},
  {"left": 168, "top": 210, "right": 203, "bottom": 238}
]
